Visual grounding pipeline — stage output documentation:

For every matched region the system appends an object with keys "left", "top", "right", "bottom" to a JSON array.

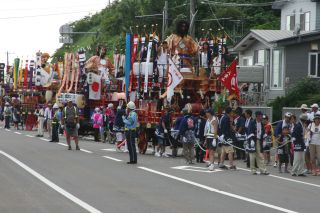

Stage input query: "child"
[{"left": 277, "top": 126, "right": 292, "bottom": 173}]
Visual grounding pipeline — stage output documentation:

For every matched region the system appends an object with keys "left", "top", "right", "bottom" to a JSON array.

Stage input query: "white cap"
[
  {"left": 108, "top": 103, "right": 114, "bottom": 108},
  {"left": 53, "top": 103, "right": 59, "bottom": 109},
  {"left": 127, "top": 101, "right": 136, "bottom": 110},
  {"left": 300, "top": 104, "right": 308, "bottom": 110},
  {"left": 285, "top": 112, "right": 292, "bottom": 117},
  {"left": 95, "top": 107, "right": 100, "bottom": 112},
  {"left": 311, "top": 103, "right": 319, "bottom": 108}
]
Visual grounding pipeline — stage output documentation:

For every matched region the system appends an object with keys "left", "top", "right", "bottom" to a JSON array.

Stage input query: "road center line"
[
  {"left": 0, "top": 150, "right": 102, "bottom": 213},
  {"left": 80, "top": 149, "right": 93, "bottom": 154},
  {"left": 57, "top": 143, "right": 68, "bottom": 147},
  {"left": 236, "top": 167, "right": 320, "bottom": 188},
  {"left": 139, "top": 166, "right": 298, "bottom": 213},
  {"left": 26, "top": 135, "right": 35, "bottom": 138},
  {"left": 14, "top": 132, "right": 22, "bottom": 135},
  {"left": 40, "top": 138, "right": 50, "bottom": 142},
  {"left": 102, "top": 156, "right": 123, "bottom": 162}
]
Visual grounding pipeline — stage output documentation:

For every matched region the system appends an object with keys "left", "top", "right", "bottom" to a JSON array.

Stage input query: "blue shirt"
[{"left": 123, "top": 110, "right": 138, "bottom": 130}]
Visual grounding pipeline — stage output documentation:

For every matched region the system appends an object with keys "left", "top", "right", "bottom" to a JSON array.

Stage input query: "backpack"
[{"left": 187, "top": 117, "right": 194, "bottom": 129}]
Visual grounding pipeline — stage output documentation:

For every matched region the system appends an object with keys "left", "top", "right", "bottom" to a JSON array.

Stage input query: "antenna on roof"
[{"left": 294, "top": 25, "right": 301, "bottom": 36}]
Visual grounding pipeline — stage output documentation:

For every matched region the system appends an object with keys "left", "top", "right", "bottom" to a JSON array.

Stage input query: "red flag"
[{"left": 217, "top": 59, "right": 239, "bottom": 97}]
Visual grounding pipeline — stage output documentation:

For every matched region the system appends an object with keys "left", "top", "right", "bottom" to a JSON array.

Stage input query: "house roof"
[
  {"left": 272, "top": 0, "right": 291, "bottom": 9},
  {"left": 276, "top": 30, "right": 320, "bottom": 45},
  {"left": 233, "top": 30, "right": 294, "bottom": 51},
  {"left": 251, "top": 30, "right": 294, "bottom": 42}
]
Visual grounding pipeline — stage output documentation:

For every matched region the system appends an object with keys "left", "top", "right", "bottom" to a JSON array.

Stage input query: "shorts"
[
  {"left": 157, "top": 137, "right": 165, "bottom": 145},
  {"left": 309, "top": 144, "right": 320, "bottom": 161},
  {"left": 65, "top": 127, "right": 78, "bottom": 137},
  {"left": 221, "top": 145, "right": 234, "bottom": 154},
  {"left": 279, "top": 154, "right": 289, "bottom": 164},
  {"left": 263, "top": 144, "right": 271, "bottom": 152},
  {"left": 207, "top": 138, "right": 217, "bottom": 151}
]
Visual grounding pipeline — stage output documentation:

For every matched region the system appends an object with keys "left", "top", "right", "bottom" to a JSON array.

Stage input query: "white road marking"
[
  {"left": 0, "top": 150, "right": 102, "bottom": 213},
  {"left": 40, "top": 138, "right": 50, "bottom": 142},
  {"left": 102, "top": 156, "right": 123, "bottom": 162},
  {"left": 26, "top": 135, "right": 35, "bottom": 138},
  {"left": 58, "top": 143, "right": 68, "bottom": 147},
  {"left": 14, "top": 132, "right": 22, "bottom": 135},
  {"left": 5, "top": 129, "right": 11, "bottom": 131},
  {"left": 172, "top": 165, "right": 223, "bottom": 173},
  {"left": 139, "top": 167, "right": 298, "bottom": 213},
  {"left": 101, "top": 148, "right": 116, "bottom": 152},
  {"left": 236, "top": 167, "right": 320, "bottom": 188},
  {"left": 80, "top": 149, "right": 93, "bottom": 154}
]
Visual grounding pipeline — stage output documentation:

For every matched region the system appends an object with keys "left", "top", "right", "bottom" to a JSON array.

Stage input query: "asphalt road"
[{"left": 0, "top": 125, "right": 319, "bottom": 213}]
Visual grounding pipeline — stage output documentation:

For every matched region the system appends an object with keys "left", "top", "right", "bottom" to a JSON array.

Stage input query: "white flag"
[
  {"left": 167, "top": 58, "right": 183, "bottom": 102},
  {"left": 89, "top": 73, "right": 101, "bottom": 100}
]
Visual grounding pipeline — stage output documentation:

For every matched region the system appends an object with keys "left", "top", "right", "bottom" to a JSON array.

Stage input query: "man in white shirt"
[
  {"left": 44, "top": 102, "right": 53, "bottom": 139},
  {"left": 308, "top": 103, "right": 319, "bottom": 121},
  {"left": 36, "top": 105, "right": 45, "bottom": 137}
]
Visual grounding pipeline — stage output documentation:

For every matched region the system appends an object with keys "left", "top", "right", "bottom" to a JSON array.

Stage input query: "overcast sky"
[{"left": 0, "top": 0, "right": 110, "bottom": 64}]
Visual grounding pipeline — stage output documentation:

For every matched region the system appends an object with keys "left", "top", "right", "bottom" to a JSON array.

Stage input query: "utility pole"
[
  {"left": 162, "top": 1, "right": 168, "bottom": 40},
  {"left": 190, "top": 0, "right": 196, "bottom": 37}
]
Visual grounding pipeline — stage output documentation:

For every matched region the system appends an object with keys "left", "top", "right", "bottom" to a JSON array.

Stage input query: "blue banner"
[{"left": 125, "top": 33, "right": 132, "bottom": 100}]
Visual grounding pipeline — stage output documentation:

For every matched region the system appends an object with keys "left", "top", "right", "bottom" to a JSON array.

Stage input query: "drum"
[{"left": 133, "top": 62, "right": 153, "bottom": 76}]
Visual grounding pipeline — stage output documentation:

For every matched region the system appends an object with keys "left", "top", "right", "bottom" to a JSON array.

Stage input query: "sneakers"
[
  {"left": 123, "top": 149, "right": 129, "bottom": 153},
  {"left": 273, "top": 162, "right": 278, "bottom": 168},
  {"left": 261, "top": 172, "right": 270, "bottom": 175},
  {"left": 208, "top": 164, "right": 215, "bottom": 171},
  {"left": 154, "top": 152, "right": 161, "bottom": 157},
  {"left": 76, "top": 146, "right": 80, "bottom": 150},
  {"left": 162, "top": 153, "right": 170, "bottom": 158},
  {"left": 68, "top": 146, "right": 72, "bottom": 150}
]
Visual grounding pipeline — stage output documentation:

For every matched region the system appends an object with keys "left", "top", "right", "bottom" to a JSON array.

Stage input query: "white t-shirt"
[
  {"left": 204, "top": 117, "right": 217, "bottom": 138},
  {"left": 308, "top": 123, "right": 320, "bottom": 145},
  {"left": 256, "top": 122, "right": 262, "bottom": 139}
]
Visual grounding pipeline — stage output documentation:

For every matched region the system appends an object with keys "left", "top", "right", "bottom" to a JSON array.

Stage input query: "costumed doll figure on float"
[
  {"left": 85, "top": 45, "right": 115, "bottom": 81},
  {"left": 40, "top": 53, "right": 54, "bottom": 87},
  {"left": 84, "top": 45, "right": 115, "bottom": 101},
  {"left": 166, "top": 20, "right": 199, "bottom": 72}
]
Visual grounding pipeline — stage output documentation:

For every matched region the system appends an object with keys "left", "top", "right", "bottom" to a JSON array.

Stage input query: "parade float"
[
  {"left": 122, "top": 20, "right": 238, "bottom": 153},
  {"left": 0, "top": 19, "right": 239, "bottom": 150}
]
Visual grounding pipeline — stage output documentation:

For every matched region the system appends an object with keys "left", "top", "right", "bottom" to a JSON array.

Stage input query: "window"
[
  {"left": 254, "top": 50, "right": 265, "bottom": 65},
  {"left": 300, "top": 12, "right": 310, "bottom": 31},
  {"left": 286, "top": 15, "right": 295, "bottom": 31},
  {"left": 243, "top": 56, "right": 253, "bottom": 66},
  {"left": 308, "top": 53, "right": 320, "bottom": 78},
  {"left": 271, "top": 49, "right": 283, "bottom": 89}
]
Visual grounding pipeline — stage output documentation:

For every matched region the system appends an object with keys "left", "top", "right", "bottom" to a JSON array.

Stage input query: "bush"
[{"left": 269, "top": 78, "right": 320, "bottom": 121}]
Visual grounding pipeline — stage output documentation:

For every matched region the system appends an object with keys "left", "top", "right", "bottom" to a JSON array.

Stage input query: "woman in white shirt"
[{"left": 308, "top": 113, "right": 320, "bottom": 176}]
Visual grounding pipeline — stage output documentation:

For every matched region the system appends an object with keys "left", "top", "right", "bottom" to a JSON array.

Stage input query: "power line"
[
  {"left": 201, "top": 1, "right": 274, "bottom": 7},
  {"left": 0, "top": 10, "right": 98, "bottom": 20},
  {"left": 0, "top": 4, "right": 107, "bottom": 12}
]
